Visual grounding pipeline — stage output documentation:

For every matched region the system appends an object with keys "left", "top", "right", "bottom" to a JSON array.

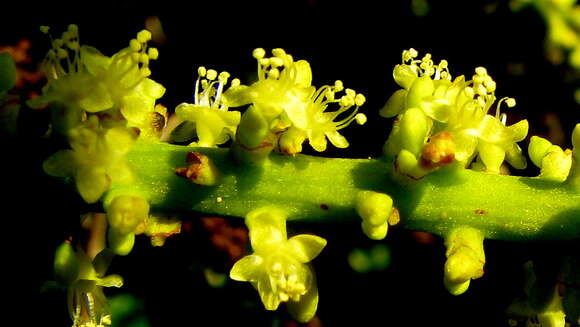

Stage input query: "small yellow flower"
[
  {"left": 53, "top": 242, "right": 122, "bottom": 327},
  {"left": 224, "top": 48, "right": 366, "bottom": 154},
  {"left": 229, "top": 207, "right": 326, "bottom": 322},
  {"left": 28, "top": 26, "right": 165, "bottom": 134},
  {"left": 174, "top": 68, "right": 241, "bottom": 147},
  {"left": 42, "top": 116, "right": 138, "bottom": 203}
]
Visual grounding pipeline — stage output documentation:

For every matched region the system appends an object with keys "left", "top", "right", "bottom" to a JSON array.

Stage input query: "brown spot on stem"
[
  {"left": 474, "top": 209, "right": 487, "bottom": 215},
  {"left": 320, "top": 204, "right": 329, "bottom": 210}
]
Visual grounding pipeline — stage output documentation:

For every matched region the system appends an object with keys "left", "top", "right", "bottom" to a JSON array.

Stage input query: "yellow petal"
[
  {"left": 230, "top": 254, "right": 263, "bottom": 282},
  {"left": 286, "top": 234, "right": 327, "bottom": 263}
]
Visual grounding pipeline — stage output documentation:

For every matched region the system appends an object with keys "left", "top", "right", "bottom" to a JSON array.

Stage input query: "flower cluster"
[
  {"left": 173, "top": 67, "right": 241, "bottom": 147},
  {"left": 43, "top": 116, "right": 138, "bottom": 203},
  {"left": 230, "top": 207, "right": 326, "bottom": 322},
  {"left": 224, "top": 48, "right": 366, "bottom": 154},
  {"left": 28, "top": 25, "right": 165, "bottom": 137},
  {"left": 382, "top": 49, "right": 528, "bottom": 177}
]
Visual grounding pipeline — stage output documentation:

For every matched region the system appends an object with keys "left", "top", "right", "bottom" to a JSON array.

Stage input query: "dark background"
[{"left": 3, "top": 1, "right": 578, "bottom": 326}]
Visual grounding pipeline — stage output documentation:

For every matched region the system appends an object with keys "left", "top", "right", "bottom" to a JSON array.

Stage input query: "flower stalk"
[{"left": 99, "top": 139, "right": 580, "bottom": 242}]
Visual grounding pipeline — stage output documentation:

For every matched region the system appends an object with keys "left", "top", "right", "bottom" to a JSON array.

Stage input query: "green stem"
[{"left": 104, "top": 140, "right": 580, "bottom": 241}]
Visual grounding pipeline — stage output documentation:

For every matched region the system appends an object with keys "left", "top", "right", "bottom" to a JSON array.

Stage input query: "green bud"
[
  {"left": 443, "top": 227, "right": 485, "bottom": 296},
  {"left": 383, "top": 119, "right": 401, "bottom": 158},
  {"left": 355, "top": 191, "right": 393, "bottom": 226},
  {"left": 54, "top": 241, "right": 80, "bottom": 285},
  {"left": 108, "top": 228, "right": 135, "bottom": 256},
  {"left": 399, "top": 107, "right": 429, "bottom": 156},
  {"left": 361, "top": 220, "right": 388, "bottom": 240},
  {"left": 540, "top": 147, "right": 572, "bottom": 182},
  {"left": 407, "top": 75, "right": 435, "bottom": 108},
  {"left": 237, "top": 105, "right": 269, "bottom": 149},
  {"left": 528, "top": 136, "right": 553, "bottom": 168},
  {"left": 396, "top": 149, "right": 428, "bottom": 179},
  {"left": 106, "top": 195, "right": 149, "bottom": 235},
  {"left": 379, "top": 89, "right": 407, "bottom": 118}
]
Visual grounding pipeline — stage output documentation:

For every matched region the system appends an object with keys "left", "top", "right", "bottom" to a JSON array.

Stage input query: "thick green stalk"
[{"left": 104, "top": 140, "right": 580, "bottom": 241}]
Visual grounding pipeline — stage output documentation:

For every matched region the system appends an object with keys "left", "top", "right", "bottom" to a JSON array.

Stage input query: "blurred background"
[{"left": 2, "top": 0, "right": 578, "bottom": 326}]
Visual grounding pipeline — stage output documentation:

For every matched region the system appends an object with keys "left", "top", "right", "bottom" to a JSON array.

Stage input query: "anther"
[
  {"left": 206, "top": 69, "right": 218, "bottom": 80},
  {"left": 252, "top": 48, "right": 266, "bottom": 59},
  {"left": 198, "top": 66, "right": 207, "bottom": 77}
]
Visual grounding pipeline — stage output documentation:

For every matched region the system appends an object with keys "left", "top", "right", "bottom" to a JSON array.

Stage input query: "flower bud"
[
  {"left": 379, "top": 89, "right": 407, "bottom": 118},
  {"left": 237, "top": 105, "right": 269, "bottom": 148},
  {"left": 106, "top": 195, "right": 150, "bottom": 235},
  {"left": 53, "top": 241, "right": 80, "bottom": 286},
  {"left": 540, "top": 147, "right": 572, "bottom": 182},
  {"left": 355, "top": 191, "right": 393, "bottom": 226},
  {"left": 528, "top": 136, "right": 553, "bottom": 168},
  {"left": 399, "top": 107, "right": 429, "bottom": 156},
  {"left": 443, "top": 227, "right": 485, "bottom": 296}
]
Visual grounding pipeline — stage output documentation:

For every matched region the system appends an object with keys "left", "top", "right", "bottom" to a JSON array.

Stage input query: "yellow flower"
[
  {"left": 229, "top": 207, "right": 326, "bottom": 322},
  {"left": 225, "top": 48, "right": 366, "bottom": 154},
  {"left": 28, "top": 26, "right": 165, "bottom": 133},
  {"left": 174, "top": 67, "right": 241, "bottom": 147},
  {"left": 42, "top": 116, "right": 138, "bottom": 203}
]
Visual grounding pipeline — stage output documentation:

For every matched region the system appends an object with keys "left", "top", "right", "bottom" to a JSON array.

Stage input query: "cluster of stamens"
[
  {"left": 268, "top": 261, "right": 307, "bottom": 302},
  {"left": 41, "top": 24, "right": 81, "bottom": 81},
  {"left": 311, "top": 81, "right": 367, "bottom": 129},
  {"left": 124, "top": 30, "right": 158, "bottom": 79},
  {"left": 194, "top": 66, "right": 239, "bottom": 110},
  {"left": 402, "top": 48, "right": 450, "bottom": 80},
  {"left": 252, "top": 48, "right": 295, "bottom": 81}
]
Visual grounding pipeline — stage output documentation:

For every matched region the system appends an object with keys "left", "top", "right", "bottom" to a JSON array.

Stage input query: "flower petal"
[
  {"left": 286, "top": 235, "right": 327, "bottom": 263},
  {"left": 222, "top": 85, "right": 252, "bottom": 107},
  {"left": 325, "top": 130, "right": 349, "bottom": 149},
  {"left": 287, "top": 271, "right": 319, "bottom": 323},
  {"left": 257, "top": 277, "right": 280, "bottom": 311},
  {"left": 230, "top": 254, "right": 263, "bottom": 282}
]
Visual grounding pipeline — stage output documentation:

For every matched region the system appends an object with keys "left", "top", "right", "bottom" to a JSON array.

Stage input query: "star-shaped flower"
[{"left": 229, "top": 207, "right": 326, "bottom": 322}]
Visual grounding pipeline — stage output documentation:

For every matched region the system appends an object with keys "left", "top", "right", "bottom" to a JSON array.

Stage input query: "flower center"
[{"left": 268, "top": 261, "right": 308, "bottom": 302}]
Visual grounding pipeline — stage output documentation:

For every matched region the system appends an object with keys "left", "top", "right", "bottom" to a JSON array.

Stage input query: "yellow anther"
[
  {"left": 475, "top": 66, "right": 487, "bottom": 76},
  {"left": 67, "top": 24, "right": 79, "bottom": 34},
  {"left": 137, "top": 29, "right": 152, "bottom": 43},
  {"left": 198, "top": 66, "right": 207, "bottom": 77},
  {"left": 40, "top": 25, "right": 50, "bottom": 34},
  {"left": 218, "top": 71, "right": 230, "bottom": 81},
  {"left": 140, "top": 53, "right": 149, "bottom": 65},
  {"left": 439, "top": 60, "right": 448, "bottom": 69},
  {"left": 334, "top": 80, "right": 344, "bottom": 91},
  {"left": 272, "top": 48, "right": 286, "bottom": 58},
  {"left": 269, "top": 57, "right": 284, "bottom": 67},
  {"left": 141, "top": 67, "right": 151, "bottom": 77},
  {"left": 252, "top": 48, "right": 266, "bottom": 59},
  {"left": 506, "top": 97, "right": 516, "bottom": 107},
  {"left": 345, "top": 88, "right": 356, "bottom": 98},
  {"left": 259, "top": 58, "right": 270, "bottom": 67},
  {"left": 148, "top": 47, "right": 159, "bottom": 60},
  {"left": 355, "top": 113, "right": 367, "bottom": 125},
  {"left": 464, "top": 86, "right": 475, "bottom": 98},
  {"left": 131, "top": 52, "right": 141, "bottom": 63},
  {"left": 231, "top": 78, "right": 241, "bottom": 87},
  {"left": 485, "top": 80, "right": 496, "bottom": 93},
  {"left": 355, "top": 93, "right": 366, "bottom": 106}
]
